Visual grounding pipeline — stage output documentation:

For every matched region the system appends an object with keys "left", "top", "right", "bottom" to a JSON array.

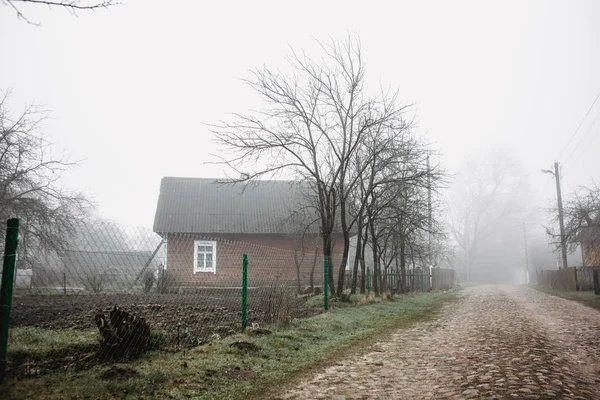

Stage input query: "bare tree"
[
  {"left": 211, "top": 36, "right": 412, "bottom": 296},
  {"left": 68, "top": 218, "right": 132, "bottom": 252},
  {"left": 449, "top": 150, "right": 529, "bottom": 282},
  {"left": 0, "top": 90, "right": 91, "bottom": 267},
  {"left": 285, "top": 202, "right": 321, "bottom": 294},
  {"left": 547, "top": 183, "right": 600, "bottom": 266},
  {"left": 354, "top": 129, "right": 443, "bottom": 295},
  {"left": 4, "top": 0, "right": 117, "bottom": 25}
]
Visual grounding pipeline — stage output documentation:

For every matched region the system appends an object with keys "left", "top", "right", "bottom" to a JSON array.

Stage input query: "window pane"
[{"left": 195, "top": 242, "right": 215, "bottom": 272}]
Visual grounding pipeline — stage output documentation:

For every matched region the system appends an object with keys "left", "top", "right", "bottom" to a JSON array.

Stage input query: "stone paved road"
[{"left": 278, "top": 285, "right": 600, "bottom": 400}]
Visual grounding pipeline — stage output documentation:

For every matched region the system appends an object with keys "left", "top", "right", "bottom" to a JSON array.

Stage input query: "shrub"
[
  {"left": 143, "top": 270, "right": 155, "bottom": 293},
  {"left": 83, "top": 270, "right": 104, "bottom": 293},
  {"left": 264, "top": 280, "right": 294, "bottom": 324},
  {"left": 156, "top": 270, "right": 176, "bottom": 294}
]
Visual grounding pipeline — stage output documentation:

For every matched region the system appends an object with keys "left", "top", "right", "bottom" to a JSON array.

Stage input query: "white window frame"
[{"left": 193, "top": 240, "right": 217, "bottom": 274}]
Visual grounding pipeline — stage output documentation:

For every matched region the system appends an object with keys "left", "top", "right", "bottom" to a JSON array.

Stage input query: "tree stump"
[{"left": 95, "top": 306, "right": 151, "bottom": 359}]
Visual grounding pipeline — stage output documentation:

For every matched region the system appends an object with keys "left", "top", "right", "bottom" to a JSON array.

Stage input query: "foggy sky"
[{"left": 1, "top": 0, "right": 599, "bottom": 229}]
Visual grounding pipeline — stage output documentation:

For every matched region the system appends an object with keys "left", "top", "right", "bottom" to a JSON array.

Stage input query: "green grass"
[
  {"left": 531, "top": 284, "right": 600, "bottom": 310},
  {"left": 8, "top": 327, "right": 99, "bottom": 357},
  {"left": 2, "top": 291, "right": 457, "bottom": 400},
  {"left": 303, "top": 292, "right": 369, "bottom": 309}
]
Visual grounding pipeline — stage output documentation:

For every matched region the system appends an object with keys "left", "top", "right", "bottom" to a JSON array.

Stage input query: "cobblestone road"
[{"left": 279, "top": 285, "right": 600, "bottom": 400}]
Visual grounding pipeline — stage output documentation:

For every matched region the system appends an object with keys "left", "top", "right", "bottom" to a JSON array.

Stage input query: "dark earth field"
[
  {"left": 7, "top": 288, "right": 319, "bottom": 379},
  {"left": 10, "top": 288, "right": 318, "bottom": 342}
]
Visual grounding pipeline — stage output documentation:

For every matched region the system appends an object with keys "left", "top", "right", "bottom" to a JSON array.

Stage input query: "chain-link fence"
[
  {"left": 7, "top": 222, "right": 330, "bottom": 359},
  {"left": 1, "top": 219, "right": 455, "bottom": 381}
]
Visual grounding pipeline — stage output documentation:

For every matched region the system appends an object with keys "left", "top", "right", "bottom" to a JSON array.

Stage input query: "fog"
[{"left": 1, "top": 0, "right": 599, "bottom": 283}]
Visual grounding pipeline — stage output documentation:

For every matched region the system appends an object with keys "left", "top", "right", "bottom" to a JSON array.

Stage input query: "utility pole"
[
  {"left": 523, "top": 224, "right": 530, "bottom": 284},
  {"left": 542, "top": 161, "right": 568, "bottom": 270},
  {"left": 554, "top": 161, "right": 569, "bottom": 271},
  {"left": 427, "top": 155, "right": 432, "bottom": 268}
]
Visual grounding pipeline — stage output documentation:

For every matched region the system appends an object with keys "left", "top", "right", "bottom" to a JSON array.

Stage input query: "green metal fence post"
[
  {"left": 0, "top": 218, "right": 20, "bottom": 384},
  {"left": 241, "top": 254, "right": 248, "bottom": 333},
  {"left": 367, "top": 266, "right": 370, "bottom": 296},
  {"left": 323, "top": 256, "right": 329, "bottom": 311}
]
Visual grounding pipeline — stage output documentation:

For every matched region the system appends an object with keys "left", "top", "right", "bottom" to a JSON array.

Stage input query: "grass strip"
[{"left": 530, "top": 284, "right": 600, "bottom": 310}]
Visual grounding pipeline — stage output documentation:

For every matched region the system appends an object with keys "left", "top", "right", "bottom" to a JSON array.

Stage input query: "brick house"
[
  {"left": 581, "top": 227, "right": 600, "bottom": 267},
  {"left": 152, "top": 177, "right": 344, "bottom": 289}
]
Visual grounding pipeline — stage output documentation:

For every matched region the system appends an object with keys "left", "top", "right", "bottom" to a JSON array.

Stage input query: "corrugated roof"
[
  {"left": 152, "top": 177, "right": 317, "bottom": 234},
  {"left": 63, "top": 250, "right": 154, "bottom": 272}
]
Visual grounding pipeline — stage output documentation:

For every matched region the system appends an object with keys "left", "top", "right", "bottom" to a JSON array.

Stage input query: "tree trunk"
[
  {"left": 360, "top": 228, "right": 368, "bottom": 294},
  {"left": 377, "top": 256, "right": 384, "bottom": 294},
  {"left": 369, "top": 222, "right": 380, "bottom": 297},
  {"left": 373, "top": 262, "right": 379, "bottom": 296},
  {"left": 410, "top": 245, "right": 417, "bottom": 291},
  {"left": 322, "top": 234, "right": 335, "bottom": 295},
  {"left": 337, "top": 181, "right": 350, "bottom": 297},
  {"left": 337, "top": 232, "right": 351, "bottom": 297},
  {"left": 399, "top": 235, "right": 406, "bottom": 293},
  {"left": 95, "top": 306, "right": 151, "bottom": 359},
  {"left": 309, "top": 246, "right": 318, "bottom": 291},
  {"left": 294, "top": 247, "right": 302, "bottom": 294},
  {"left": 394, "top": 258, "right": 400, "bottom": 294},
  {"left": 350, "top": 221, "right": 363, "bottom": 294}
]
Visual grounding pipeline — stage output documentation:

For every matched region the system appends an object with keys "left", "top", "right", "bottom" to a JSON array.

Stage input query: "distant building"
[{"left": 62, "top": 249, "right": 156, "bottom": 286}]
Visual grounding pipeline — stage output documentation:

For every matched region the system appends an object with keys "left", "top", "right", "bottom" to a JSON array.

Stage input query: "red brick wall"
[
  {"left": 583, "top": 241, "right": 600, "bottom": 267},
  {"left": 165, "top": 233, "right": 345, "bottom": 288}
]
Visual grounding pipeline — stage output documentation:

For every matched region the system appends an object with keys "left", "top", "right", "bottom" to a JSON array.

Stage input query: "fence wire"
[{"left": 4, "top": 221, "right": 455, "bottom": 378}]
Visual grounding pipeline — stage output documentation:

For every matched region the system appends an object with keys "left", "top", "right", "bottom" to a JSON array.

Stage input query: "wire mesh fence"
[
  {"left": 1, "top": 221, "right": 355, "bottom": 383},
  {"left": 1, "top": 219, "right": 455, "bottom": 381}
]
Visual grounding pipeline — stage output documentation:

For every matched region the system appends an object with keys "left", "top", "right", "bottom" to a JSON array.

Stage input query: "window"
[{"left": 194, "top": 240, "right": 217, "bottom": 273}]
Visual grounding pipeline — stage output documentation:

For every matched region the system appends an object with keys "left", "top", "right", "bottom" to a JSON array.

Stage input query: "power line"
[
  {"left": 563, "top": 106, "right": 600, "bottom": 166},
  {"left": 557, "top": 90, "right": 600, "bottom": 161},
  {"left": 579, "top": 124, "right": 600, "bottom": 161}
]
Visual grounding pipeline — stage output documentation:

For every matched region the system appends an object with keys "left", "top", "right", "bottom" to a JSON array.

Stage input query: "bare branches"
[
  {"left": 546, "top": 183, "right": 600, "bottom": 255},
  {"left": 0, "top": 90, "right": 92, "bottom": 266},
  {"left": 211, "top": 35, "right": 443, "bottom": 295},
  {"left": 449, "top": 150, "right": 530, "bottom": 281},
  {"left": 5, "top": 0, "right": 117, "bottom": 25}
]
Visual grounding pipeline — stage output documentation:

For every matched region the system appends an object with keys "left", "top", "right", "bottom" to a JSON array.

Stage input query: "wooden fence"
[
  {"left": 539, "top": 266, "right": 600, "bottom": 291},
  {"left": 342, "top": 266, "right": 456, "bottom": 294},
  {"left": 576, "top": 266, "right": 600, "bottom": 291},
  {"left": 539, "top": 267, "right": 577, "bottom": 291},
  {"left": 431, "top": 268, "right": 455, "bottom": 290}
]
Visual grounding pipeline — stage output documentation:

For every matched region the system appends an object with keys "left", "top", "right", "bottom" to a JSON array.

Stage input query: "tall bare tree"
[
  {"left": 0, "top": 90, "right": 90, "bottom": 267},
  {"left": 211, "top": 36, "right": 411, "bottom": 296},
  {"left": 345, "top": 123, "right": 445, "bottom": 296},
  {"left": 449, "top": 150, "right": 529, "bottom": 282}
]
